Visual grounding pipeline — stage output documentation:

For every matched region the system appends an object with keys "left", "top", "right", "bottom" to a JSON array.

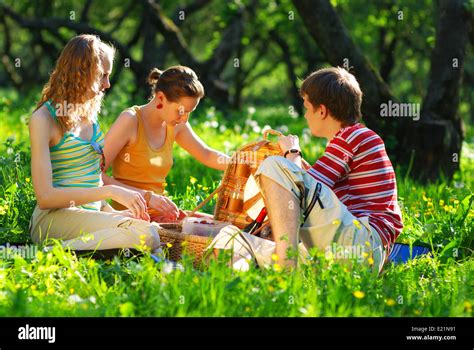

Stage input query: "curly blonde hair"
[{"left": 37, "top": 34, "right": 115, "bottom": 133}]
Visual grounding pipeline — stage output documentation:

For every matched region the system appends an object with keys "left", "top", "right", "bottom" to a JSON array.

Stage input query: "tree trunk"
[
  {"left": 402, "top": 0, "right": 471, "bottom": 181},
  {"left": 145, "top": 0, "right": 245, "bottom": 106},
  {"left": 270, "top": 29, "right": 303, "bottom": 116},
  {"left": 292, "top": 0, "right": 394, "bottom": 136},
  {"left": 232, "top": 38, "right": 245, "bottom": 110}
]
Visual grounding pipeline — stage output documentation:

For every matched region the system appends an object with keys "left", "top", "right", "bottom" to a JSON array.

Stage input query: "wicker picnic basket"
[
  {"left": 211, "top": 129, "right": 283, "bottom": 228},
  {"left": 157, "top": 129, "right": 283, "bottom": 266},
  {"left": 158, "top": 223, "right": 212, "bottom": 268}
]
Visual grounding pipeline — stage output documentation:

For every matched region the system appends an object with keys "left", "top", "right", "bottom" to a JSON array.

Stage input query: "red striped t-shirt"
[{"left": 307, "top": 123, "right": 403, "bottom": 251}]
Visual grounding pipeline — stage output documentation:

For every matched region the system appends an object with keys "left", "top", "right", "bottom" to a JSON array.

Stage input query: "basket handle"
[
  {"left": 263, "top": 129, "right": 282, "bottom": 139},
  {"left": 188, "top": 184, "right": 224, "bottom": 217},
  {"left": 251, "top": 220, "right": 270, "bottom": 237}
]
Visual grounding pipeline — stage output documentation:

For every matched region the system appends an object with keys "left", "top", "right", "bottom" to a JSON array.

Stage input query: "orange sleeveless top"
[{"left": 111, "top": 106, "right": 174, "bottom": 209}]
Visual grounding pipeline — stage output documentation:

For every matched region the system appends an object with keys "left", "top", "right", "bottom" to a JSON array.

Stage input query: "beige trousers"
[
  {"left": 254, "top": 156, "right": 386, "bottom": 274},
  {"left": 29, "top": 205, "right": 161, "bottom": 252}
]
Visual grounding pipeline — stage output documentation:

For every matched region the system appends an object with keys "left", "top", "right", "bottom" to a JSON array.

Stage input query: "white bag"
[
  {"left": 207, "top": 225, "right": 309, "bottom": 271},
  {"left": 206, "top": 225, "right": 275, "bottom": 270}
]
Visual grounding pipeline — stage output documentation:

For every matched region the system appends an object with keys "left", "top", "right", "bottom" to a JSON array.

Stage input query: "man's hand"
[
  {"left": 301, "top": 158, "right": 311, "bottom": 170},
  {"left": 278, "top": 134, "right": 302, "bottom": 168},
  {"left": 278, "top": 134, "right": 301, "bottom": 153}
]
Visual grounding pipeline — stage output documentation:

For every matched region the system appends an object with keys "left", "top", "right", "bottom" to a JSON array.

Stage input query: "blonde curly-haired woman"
[{"left": 28, "top": 34, "right": 161, "bottom": 253}]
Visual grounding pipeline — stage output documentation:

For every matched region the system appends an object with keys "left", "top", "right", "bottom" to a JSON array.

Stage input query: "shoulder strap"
[
  {"left": 44, "top": 100, "right": 57, "bottom": 121},
  {"left": 130, "top": 106, "right": 145, "bottom": 146},
  {"left": 165, "top": 123, "right": 176, "bottom": 145}
]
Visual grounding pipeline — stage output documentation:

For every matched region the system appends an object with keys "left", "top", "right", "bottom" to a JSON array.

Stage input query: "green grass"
[{"left": 0, "top": 91, "right": 472, "bottom": 317}]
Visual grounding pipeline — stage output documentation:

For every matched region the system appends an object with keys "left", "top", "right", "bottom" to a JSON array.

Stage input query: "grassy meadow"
[{"left": 0, "top": 88, "right": 472, "bottom": 317}]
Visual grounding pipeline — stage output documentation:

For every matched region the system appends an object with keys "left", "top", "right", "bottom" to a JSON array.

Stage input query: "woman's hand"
[
  {"left": 113, "top": 209, "right": 133, "bottom": 217},
  {"left": 113, "top": 209, "right": 149, "bottom": 220},
  {"left": 278, "top": 134, "right": 301, "bottom": 153},
  {"left": 109, "top": 185, "right": 149, "bottom": 221},
  {"left": 148, "top": 194, "right": 180, "bottom": 221}
]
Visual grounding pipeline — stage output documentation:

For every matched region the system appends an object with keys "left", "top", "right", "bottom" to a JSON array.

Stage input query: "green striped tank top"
[{"left": 44, "top": 100, "right": 105, "bottom": 211}]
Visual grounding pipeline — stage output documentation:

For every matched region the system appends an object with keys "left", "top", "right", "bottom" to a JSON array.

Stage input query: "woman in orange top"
[{"left": 102, "top": 66, "right": 229, "bottom": 221}]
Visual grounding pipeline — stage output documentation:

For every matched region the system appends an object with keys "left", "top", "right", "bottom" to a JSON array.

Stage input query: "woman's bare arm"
[
  {"left": 103, "top": 109, "right": 135, "bottom": 170},
  {"left": 175, "top": 122, "right": 230, "bottom": 171}
]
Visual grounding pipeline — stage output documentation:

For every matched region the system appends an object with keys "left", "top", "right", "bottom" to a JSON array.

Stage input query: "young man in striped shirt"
[{"left": 255, "top": 67, "right": 403, "bottom": 273}]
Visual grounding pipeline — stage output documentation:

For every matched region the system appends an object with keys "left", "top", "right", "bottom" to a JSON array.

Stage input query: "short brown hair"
[
  {"left": 147, "top": 65, "right": 205, "bottom": 102},
  {"left": 300, "top": 67, "right": 362, "bottom": 126}
]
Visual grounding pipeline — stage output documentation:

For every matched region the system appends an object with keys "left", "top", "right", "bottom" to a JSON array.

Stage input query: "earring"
[{"left": 156, "top": 103, "right": 163, "bottom": 109}]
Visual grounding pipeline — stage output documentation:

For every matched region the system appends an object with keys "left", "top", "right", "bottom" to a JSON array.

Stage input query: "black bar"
[{"left": 0, "top": 317, "right": 472, "bottom": 347}]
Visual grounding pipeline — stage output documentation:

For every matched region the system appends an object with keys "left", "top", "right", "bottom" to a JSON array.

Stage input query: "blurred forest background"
[
  {"left": 0, "top": 0, "right": 473, "bottom": 181},
  {"left": 0, "top": 1, "right": 473, "bottom": 318}
]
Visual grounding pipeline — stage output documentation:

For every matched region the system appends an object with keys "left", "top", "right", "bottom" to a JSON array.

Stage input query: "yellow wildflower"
[
  {"left": 273, "top": 264, "right": 282, "bottom": 272},
  {"left": 271, "top": 253, "right": 279, "bottom": 262},
  {"left": 464, "top": 301, "right": 472, "bottom": 312},
  {"left": 353, "top": 219, "right": 362, "bottom": 229},
  {"left": 386, "top": 299, "right": 396, "bottom": 306},
  {"left": 190, "top": 176, "right": 197, "bottom": 185},
  {"left": 166, "top": 243, "right": 173, "bottom": 248},
  {"left": 353, "top": 291, "right": 365, "bottom": 299},
  {"left": 332, "top": 219, "right": 341, "bottom": 225}
]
